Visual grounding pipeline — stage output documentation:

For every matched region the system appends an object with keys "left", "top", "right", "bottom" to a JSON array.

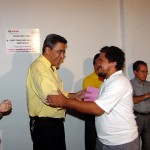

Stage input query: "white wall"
[
  {"left": 120, "top": 0, "right": 150, "bottom": 79},
  {"left": 0, "top": 0, "right": 150, "bottom": 150}
]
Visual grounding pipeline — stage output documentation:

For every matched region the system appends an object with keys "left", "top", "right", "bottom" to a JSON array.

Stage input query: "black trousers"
[
  {"left": 30, "top": 116, "right": 66, "bottom": 150},
  {"left": 85, "top": 114, "right": 97, "bottom": 150}
]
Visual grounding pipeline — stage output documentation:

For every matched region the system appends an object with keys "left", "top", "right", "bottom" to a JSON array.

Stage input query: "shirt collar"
[
  {"left": 93, "top": 72, "right": 99, "bottom": 77},
  {"left": 134, "top": 76, "right": 145, "bottom": 85},
  {"left": 104, "top": 70, "right": 123, "bottom": 82},
  {"left": 39, "top": 54, "right": 56, "bottom": 71}
]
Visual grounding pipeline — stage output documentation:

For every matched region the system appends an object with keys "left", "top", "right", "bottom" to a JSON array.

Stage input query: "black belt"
[
  {"left": 134, "top": 111, "right": 150, "bottom": 116},
  {"left": 30, "top": 116, "right": 64, "bottom": 122}
]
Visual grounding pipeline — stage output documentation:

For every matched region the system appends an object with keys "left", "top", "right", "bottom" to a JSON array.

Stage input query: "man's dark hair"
[
  {"left": 93, "top": 53, "right": 100, "bottom": 65},
  {"left": 42, "top": 34, "right": 67, "bottom": 53},
  {"left": 133, "top": 60, "right": 147, "bottom": 71},
  {"left": 100, "top": 46, "right": 125, "bottom": 70}
]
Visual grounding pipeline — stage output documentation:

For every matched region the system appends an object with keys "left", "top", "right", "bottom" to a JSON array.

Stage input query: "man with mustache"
[
  {"left": 26, "top": 34, "right": 85, "bottom": 150},
  {"left": 82, "top": 53, "right": 103, "bottom": 150},
  {"left": 46, "top": 46, "right": 139, "bottom": 150}
]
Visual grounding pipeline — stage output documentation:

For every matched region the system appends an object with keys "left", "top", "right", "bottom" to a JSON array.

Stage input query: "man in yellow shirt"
[
  {"left": 82, "top": 53, "right": 103, "bottom": 150},
  {"left": 27, "top": 34, "right": 85, "bottom": 150}
]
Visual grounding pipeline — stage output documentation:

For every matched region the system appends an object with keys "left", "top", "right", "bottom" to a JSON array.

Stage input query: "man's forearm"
[
  {"left": 133, "top": 94, "right": 148, "bottom": 104},
  {"left": 65, "top": 99, "right": 104, "bottom": 116}
]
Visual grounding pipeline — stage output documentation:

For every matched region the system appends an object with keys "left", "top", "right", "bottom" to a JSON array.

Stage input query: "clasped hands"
[{"left": 0, "top": 99, "right": 12, "bottom": 114}]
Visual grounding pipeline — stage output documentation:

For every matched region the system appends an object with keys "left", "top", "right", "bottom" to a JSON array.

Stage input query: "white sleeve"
[{"left": 95, "top": 78, "right": 126, "bottom": 114}]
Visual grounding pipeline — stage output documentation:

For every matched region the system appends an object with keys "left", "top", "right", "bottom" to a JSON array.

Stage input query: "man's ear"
[
  {"left": 111, "top": 61, "right": 116, "bottom": 68},
  {"left": 45, "top": 47, "right": 51, "bottom": 54},
  {"left": 133, "top": 70, "right": 137, "bottom": 75}
]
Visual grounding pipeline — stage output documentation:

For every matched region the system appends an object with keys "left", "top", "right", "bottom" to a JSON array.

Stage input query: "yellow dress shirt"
[
  {"left": 82, "top": 72, "right": 103, "bottom": 89},
  {"left": 27, "top": 55, "right": 68, "bottom": 118}
]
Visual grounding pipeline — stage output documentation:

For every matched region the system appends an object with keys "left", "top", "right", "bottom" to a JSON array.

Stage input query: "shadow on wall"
[
  {"left": 57, "top": 67, "right": 82, "bottom": 119},
  {"left": 62, "top": 58, "right": 93, "bottom": 120},
  {"left": 127, "top": 63, "right": 134, "bottom": 80},
  {"left": 0, "top": 52, "right": 34, "bottom": 150},
  {"left": 74, "top": 57, "right": 93, "bottom": 92},
  {"left": 0, "top": 52, "right": 33, "bottom": 103},
  {"left": 57, "top": 67, "right": 74, "bottom": 92}
]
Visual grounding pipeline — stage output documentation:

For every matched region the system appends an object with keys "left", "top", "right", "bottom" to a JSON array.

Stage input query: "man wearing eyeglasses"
[
  {"left": 26, "top": 34, "right": 85, "bottom": 150},
  {"left": 130, "top": 60, "right": 150, "bottom": 150}
]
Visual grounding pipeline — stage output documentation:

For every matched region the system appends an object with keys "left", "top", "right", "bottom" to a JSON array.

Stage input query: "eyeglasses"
[
  {"left": 49, "top": 46, "right": 66, "bottom": 56},
  {"left": 56, "top": 50, "right": 66, "bottom": 55},
  {"left": 53, "top": 49, "right": 66, "bottom": 56},
  {"left": 138, "top": 70, "right": 149, "bottom": 74}
]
